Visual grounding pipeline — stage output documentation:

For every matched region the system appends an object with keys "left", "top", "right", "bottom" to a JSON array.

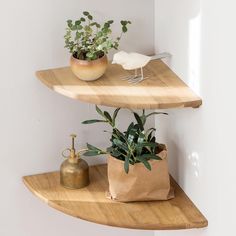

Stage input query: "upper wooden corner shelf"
[
  {"left": 23, "top": 164, "right": 207, "bottom": 230},
  {"left": 36, "top": 60, "right": 202, "bottom": 109}
]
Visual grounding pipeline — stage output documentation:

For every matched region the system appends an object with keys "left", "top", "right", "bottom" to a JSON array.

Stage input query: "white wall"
[
  {"left": 3, "top": 0, "right": 233, "bottom": 235},
  {"left": 155, "top": 0, "right": 236, "bottom": 236},
  {"left": 0, "top": 1, "right": 155, "bottom": 235}
]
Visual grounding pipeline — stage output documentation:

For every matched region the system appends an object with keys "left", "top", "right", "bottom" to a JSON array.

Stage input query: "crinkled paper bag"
[{"left": 107, "top": 144, "right": 174, "bottom": 202}]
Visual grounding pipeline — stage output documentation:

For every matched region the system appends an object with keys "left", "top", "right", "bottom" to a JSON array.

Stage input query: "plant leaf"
[
  {"left": 95, "top": 105, "right": 104, "bottom": 117},
  {"left": 133, "top": 112, "right": 144, "bottom": 131},
  {"left": 136, "top": 156, "right": 152, "bottom": 171},
  {"left": 104, "top": 111, "right": 112, "bottom": 123},
  {"left": 85, "top": 143, "right": 107, "bottom": 156},
  {"left": 137, "top": 132, "right": 145, "bottom": 144},
  {"left": 110, "top": 132, "right": 120, "bottom": 140},
  {"left": 145, "top": 128, "right": 156, "bottom": 141},
  {"left": 150, "top": 136, "right": 156, "bottom": 143},
  {"left": 146, "top": 112, "right": 168, "bottom": 118},
  {"left": 82, "top": 119, "right": 106, "bottom": 124},
  {"left": 113, "top": 139, "right": 128, "bottom": 152},
  {"left": 139, "top": 142, "right": 157, "bottom": 148},
  {"left": 120, "top": 20, "right": 127, "bottom": 26},
  {"left": 109, "top": 148, "right": 123, "bottom": 158},
  {"left": 139, "top": 153, "right": 162, "bottom": 160},
  {"left": 127, "top": 133, "right": 134, "bottom": 145},
  {"left": 83, "top": 150, "right": 100, "bottom": 156},
  {"left": 75, "top": 20, "right": 81, "bottom": 26},
  {"left": 145, "top": 127, "right": 156, "bottom": 133},
  {"left": 87, "top": 143, "right": 101, "bottom": 151},
  {"left": 140, "top": 109, "right": 146, "bottom": 125},
  {"left": 88, "top": 15, "right": 93, "bottom": 20},
  {"left": 142, "top": 159, "right": 152, "bottom": 171},
  {"left": 112, "top": 108, "right": 121, "bottom": 126},
  {"left": 150, "top": 155, "right": 162, "bottom": 160},
  {"left": 114, "top": 128, "right": 127, "bottom": 141},
  {"left": 83, "top": 11, "right": 89, "bottom": 16},
  {"left": 126, "top": 122, "right": 134, "bottom": 134},
  {"left": 122, "top": 26, "right": 128, "bottom": 33},
  {"left": 67, "top": 20, "right": 73, "bottom": 28},
  {"left": 140, "top": 115, "right": 146, "bottom": 126},
  {"left": 124, "top": 153, "right": 131, "bottom": 173}
]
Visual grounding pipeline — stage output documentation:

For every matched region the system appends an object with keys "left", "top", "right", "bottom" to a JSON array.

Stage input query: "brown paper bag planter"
[{"left": 107, "top": 144, "right": 174, "bottom": 202}]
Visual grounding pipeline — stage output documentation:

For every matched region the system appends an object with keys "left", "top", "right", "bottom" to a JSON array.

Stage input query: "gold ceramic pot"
[{"left": 70, "top": 54, "right": 108, "bottom": 81}]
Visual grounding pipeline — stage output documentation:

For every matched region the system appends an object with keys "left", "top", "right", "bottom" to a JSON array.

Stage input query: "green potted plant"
[
  {"left": 64, "top": 11, "right": 131, "bottom": 81},
  {"left": 82, "top": 106, "right": 174, "bottom": 202}
]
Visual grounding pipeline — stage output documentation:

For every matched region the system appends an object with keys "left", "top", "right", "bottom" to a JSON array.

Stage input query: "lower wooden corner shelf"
[{"left": 23, "top": 164, "right": 207, "bottom": 230}]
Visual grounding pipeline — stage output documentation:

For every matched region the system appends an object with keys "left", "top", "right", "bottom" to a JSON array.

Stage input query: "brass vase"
[{"left": 60, "top": 134, "right": 90, "bottom": 189}]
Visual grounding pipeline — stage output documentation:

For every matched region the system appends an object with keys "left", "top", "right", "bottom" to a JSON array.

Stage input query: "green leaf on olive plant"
[
  {"left": 113, "top": 139, "right": 128, "bottom": 152},
  {"left": 87, "top": 143, "right": 100, "bottom": 151},
  {"left": 112, "top": 108, "right": 120, "bottom": 126},
  {"left": 83, "top": 150, "right": 100, "bottom": 156},
  {"left": 133, "top": 112, "right": 144, "bottom": 131},
  {"left": 82, "top": 119, "right": 106, "bottom": 124},
  {"left": 104, "top": 111, "right": 112, "bottom": 123},
  {"left": 85, "top": 143, "right": 107, "bottom": 155},
  {"left": 136, "top": 156, "right": 152, "bottom": 171},
  {"left": 139, "top": 153, "right": 162, "bottom": 160},
  {"left": 139, "top": 142, "right": 157, "bottom": 148},
  {"left": 82, "top": 106, "right": 165, "bottom": 172},
  {"left": 95, "top": 105, "right": 104, "bottom": 117},
  {"left": 124, "top": 153, "right": 131, "bottom": 173},
  {"left": 146, "top": 112, "right": 168, "bottom": 118}
]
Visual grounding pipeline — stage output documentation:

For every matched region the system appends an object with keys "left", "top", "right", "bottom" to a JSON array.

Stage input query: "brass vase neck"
[
  {"left": 70, "top": 134, "right": 77, "bottom": 159},
  {"left": 62, "top": 134, "right": 88, "bottom": 162}
]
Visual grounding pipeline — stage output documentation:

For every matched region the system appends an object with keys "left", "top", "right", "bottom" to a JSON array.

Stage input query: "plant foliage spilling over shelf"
[
  {"left": 82, "top": 106, "right": 167, "bottom": 173},
  {"left": 64, "top": 11, "right": 131, "bottom": 61}
]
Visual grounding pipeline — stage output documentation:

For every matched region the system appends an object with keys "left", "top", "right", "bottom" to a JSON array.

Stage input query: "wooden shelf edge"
[
  {"left": 36, "top": 60, "right": 202, "bottom": 110},
  {"left": 23, "top": 164, "right": 207, "bottom": 230}
]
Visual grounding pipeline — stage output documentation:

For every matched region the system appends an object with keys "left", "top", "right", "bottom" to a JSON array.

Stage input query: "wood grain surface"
[
  {"left": 36, "top": 60, "right": 202, "bottom": 109},
  {"left": 23, "top": 164, "right": 207, "bottom": 230}
]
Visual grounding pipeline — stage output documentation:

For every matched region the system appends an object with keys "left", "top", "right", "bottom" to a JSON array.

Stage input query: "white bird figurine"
[{"left": 112, "top": 51, "right": 152, "bottom": 84}]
